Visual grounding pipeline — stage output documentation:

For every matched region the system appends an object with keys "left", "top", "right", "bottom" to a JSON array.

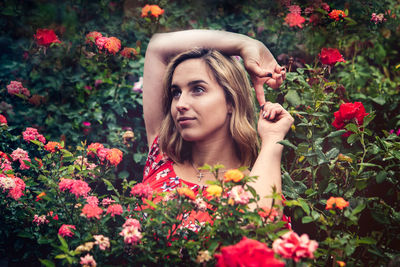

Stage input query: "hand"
[
  {"left": 240, "top": 40, "right": 286, "bottom": 105},
  {"left": 257, "top": 102, "right": 294, "bottom": 143}
]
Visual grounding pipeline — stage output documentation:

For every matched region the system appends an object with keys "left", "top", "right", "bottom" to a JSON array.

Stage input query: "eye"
[
  {"left": 192, "top": 86, "right": 205, "bottom": 95},
  {"left": 171, "top": 88, "right": 181, "bottom": 98}
]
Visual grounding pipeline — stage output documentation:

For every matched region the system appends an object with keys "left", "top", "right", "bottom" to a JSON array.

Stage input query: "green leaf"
[
  {"left": 345, "top": 123, "right": 359, "bottom": 133},
  {"left": 103, "top": 178, "right": 116, "bottom": 191},
  {"left": 326, "top": 130, "right": 346, "bottom": 138},
  {"left": 357, "top": 237, "right": 377, "bottom": 245},
  {"left": 298, "top": 198, "right": 310, "bottom": 215},
  {"left": 118, "top": 171, "right": 130, "bottom": 179},
  {"left": 277, "top": 140, "right": 297, "bottom": 150},
  {"left": 39, "top": 259, "right": 55, "bottom": 267},
  {"left": 285, "top": 90, "right": 302, "bottom": 107},
  {"left": 352, "top": 202, "right": 366, "bottom": 215},
  {"left": 301, "top": 216, "right": 313, "bottom": 224},
  {"left": 347, "top": 133, "right": 358, "bottom": 144}
]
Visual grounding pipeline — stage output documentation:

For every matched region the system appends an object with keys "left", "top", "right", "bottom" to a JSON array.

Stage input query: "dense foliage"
[{"left": 1, "top": 0, "right": 399, "bottom": 266}]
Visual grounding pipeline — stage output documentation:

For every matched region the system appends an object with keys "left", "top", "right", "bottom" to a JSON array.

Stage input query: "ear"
[{"left": 227, "top": 103, "right": 233, "bottom": 114}]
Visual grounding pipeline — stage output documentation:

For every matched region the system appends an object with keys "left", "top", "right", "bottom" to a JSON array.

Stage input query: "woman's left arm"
[{"left": 248, "top": 102, "right": 294, "bottom": 208}]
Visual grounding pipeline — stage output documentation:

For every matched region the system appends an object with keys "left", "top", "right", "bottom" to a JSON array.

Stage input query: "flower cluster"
[
  {"left": 119, "top": 218, "right": 142, "bottom": 245},
  {"left": 228, "top": 186, "right": 251, "bottom": 205},
  {"left": 11, "top": 148, "right": 31, "bottom": 170},
  {"left": 319, "top": 48, "right": 346, "bottom": 66},
  {"left": 130, "top": 183, "right": 153, "bottom": 198},
  {"left": 93, "top": 235, "right": 110, "bottom": 250},
  {"left": 329, "top": 9, "right": 347, "bottom": 21},
  {"left": 272, "top": 231, "right": 318, "bottom": 262},
  {"left": 87, "top": 143, "right": 123, "bottom": 166},
  {"left": 141, "top": 4, "right": 164, "bottom": 18},
  {"left": 106, "top": 204, "right": 124, "bottom": 217},
  {"left": 7, "top": 81, "right": 30, "bottom": 97},
  {"left": 34, "top": 29, "right": 61, "bottom": 46},
  {"left": 120, "top": 47, "right": 138, "bottom": 59},
  {"left": 85, "top": 31, "right": 121, "bottom": 55},
  {"left": 33, "top": 214, "right": 49, "bottom": 226},
  {"left": 215, "top": 237, "right": 285, "bottom": 267},
  {"left": 371, "top": 13, "right": 386, "bottom": 24},
  {"left": 81, "top": 203, "right": 103, "bottom": 219},
  {"left": 177, "top": 187, "right": 196, "bottom": 200},
  {"left": 325, "top": 196, "right": 349, "bottom": 210},
  {"left": 0, "top": 114, "right": 7, "bottom": 126},
  {"left": 80, "top": 254, "right": 96, "bottom": 267},
  {"left": 284, "top": 5, "right": 306, "bottom": 28},
  {"left": 59, "top": 178, "right": 91, "bottom": 198},
  {"left": 0, "top": 151, "right": 12, "bottom": 173},
  {"left": 332, "top": 102, "right": 368, "bottom": 137},
  {"left": 22, "top": 127, "right": 46, "bottom": 144},
  {"left": 44, "top": 141, "right": 63, "bottom": 152},
  {"left": 58, "top": 224, "right": 76, "bottom": 237}
]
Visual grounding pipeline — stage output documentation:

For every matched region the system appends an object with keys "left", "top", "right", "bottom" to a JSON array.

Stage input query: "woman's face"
[{"left": 170, "top": 58, "right": 232, "bottom": 143}]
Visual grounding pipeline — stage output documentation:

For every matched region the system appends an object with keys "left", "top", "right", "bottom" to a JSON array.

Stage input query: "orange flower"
[
  {"left": 36, "top": 191, "right": 46, "bottom": 201},
  {"left": 120, "top": 47, "right": 138, "bottom": 59},
  {"left": 34, "top": 157, "right": 43, "bottom": 168},
  {"left": 104, "top": 37, "right": 121, "bottom": 55},
  {"left": 328, "top": 10, "right": 347, "bottom": 21},
  {"left": 325, "top": 197, "right": 349, "bottom": 210},
  {"left": 44, "top": 141, "right": 63, "bottom": 153},
  {"left": 224, "top": 169, "right": 244, "bottom": 183},
  {"left": 258, "top": 207, "right": 279, "bottom": 222},
  {"left": 106, "top": 148, "right": 123, "bottom": 166},
  {"left": 177, "top": 187, "right": 196, "bottom": 200},
  {"left": 141, "top": 4, "right": 164, "bottom": 18},
  {"left": 337, "top": 261, "right": 346, "bottom": 267}
]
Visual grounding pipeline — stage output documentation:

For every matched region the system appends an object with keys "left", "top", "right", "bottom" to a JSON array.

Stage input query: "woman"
[{"left": 142, "top": 30, "right": 293, "bottom": 210}]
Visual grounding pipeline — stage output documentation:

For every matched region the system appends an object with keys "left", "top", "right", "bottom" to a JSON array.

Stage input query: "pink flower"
[
  {"left": 119, "top": 225, "right": 142, "bottom": 245},
  {"left": 123, "top": 218, "right": 141, "bottom": 229},
  {"left": 84, "top": 85, "right": 92, "bottom": 91},
  {"left": 33, "top": 215, "right": 49, "bottom": 226},
  {"left": 321, "top": 2, "right": 330, "bottom": 12},
  {"left": 97, "top": 147, "right": 110, "bottom": 162},
  {"left": 229, "top": 186, "right": 251, "bottom": 205},
  {"left": 11, "top": 148, "right": 31, "bottom": 170},
  {"left": 95, "top": 36, "right": 108, "bottom": 50},
  {"left": 284, "top": 13, "right": 306, "bottom": 28},
  {"left": 95, "top": 80, "right": 103, "bottom": 87},
  {"left": 59, "top": 178, "right": 75, "bottom": 191},
  {"left": 86, "top": 196, "right": 99, "bottom": 206},
  {"left": 58, "top": 224, "right": 76, "bottom": 237},
  {"left": 93, "top": 235, "right": 110, "bottom": 250},
  {"left": 82, "top": 121, "right": 91, "bottom": 127},
  {"left": 130, "top": 183, "right": 153, "bottom": 198},
  {"left": 106, "top": 204, "right": 124, "bottom": 217},
  {"left": 8, "top": 176, "right": 25, "bottom": 200},
  {"left": 7, "top": 81, "right": 30, "bottom": 97},
  {"left": 371, "top": 13, "right": 386, "bottom": 24},
  {"left": 288, "top": 5, "right": 301, "bottom": 14},
  {"left": 132, "top": 77, "right": 143, "bottom": 93},
  {"left": 81, "top": 204, "right": 103, "bottom": 219},
  {"left": 22, "top": 127, "right": 46, "bottom": 144},
  {"left": 0, "top": 156, "right": 13, "bottom": 173},
  {"left": 59, "top": 179, "right": 91, "bottom": 198},
  {"left": 87, "top": 143, "right": 104, "bottom": 158},
  {"left": 272, "top": 231, "right": 318, "bottom": 262},
  {"left": 101, "top": 197, "right": 115, "bottom": 206},
  {"left": 0, "top": 174, "right": 15, "bottom": 190},
  {"left": 80, "top": 254, "right": 96, "bottom": 266}
]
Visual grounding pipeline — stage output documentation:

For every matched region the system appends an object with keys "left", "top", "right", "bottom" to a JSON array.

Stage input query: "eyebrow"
[{"left": 170, "top": 79, "right": 208, "bottom": 90}]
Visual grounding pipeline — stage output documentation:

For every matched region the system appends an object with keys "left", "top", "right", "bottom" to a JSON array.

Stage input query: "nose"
[{"left": 175, "top": 93, "right": 189, "bottom": 112}]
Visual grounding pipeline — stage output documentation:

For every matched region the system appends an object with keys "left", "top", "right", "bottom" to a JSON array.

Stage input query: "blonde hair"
[{"left": 159, "top": 48, "right": 259, "bottom": 166}]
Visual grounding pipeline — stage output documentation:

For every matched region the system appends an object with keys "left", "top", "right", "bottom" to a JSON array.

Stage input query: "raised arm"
[{"left": 143, "top": 30, "right": 284, "bottom": 147}]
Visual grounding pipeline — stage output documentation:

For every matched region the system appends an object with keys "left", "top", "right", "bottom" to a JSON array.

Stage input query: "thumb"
[{"left": 245, "top": 61, "right": 271, "bottom": 78}]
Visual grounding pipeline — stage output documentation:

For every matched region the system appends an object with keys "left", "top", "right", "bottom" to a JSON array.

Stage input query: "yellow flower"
[
  {"left": 206, "top": 185, "right": 222, "bottom": 197},
  {"left": 336, "top": 261, "right": 346, "bottom": 267},
  {"left": 196, "top": 250, "right": 212, "bottom": 263},
  {"left": 224, "top": 169, "right": 244, "bottom": 183},
  {"left": 177, "top": 187, "right": 196, "bottom": 200}
]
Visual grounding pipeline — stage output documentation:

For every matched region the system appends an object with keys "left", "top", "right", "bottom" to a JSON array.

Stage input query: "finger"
[
  {"left": 254, "top": 81, "right": 266, "bottom": 106},
  {"left": 274, "top": 64, "right": 282, "bottom": 73},
  {"left": 245, "top": 61, "right": 272, "bottom": 78}
]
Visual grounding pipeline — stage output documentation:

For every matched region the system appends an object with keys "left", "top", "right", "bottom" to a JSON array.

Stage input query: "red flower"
[
  {"left": 130, "top": 183, "right": 153, "bottom": 198},
  {"left": 284, "top": 13, "right": 306, "bottom": 28},
  {"left": 0, "top": 114, "right": 7, "bottom": 126},
  {"left": 34, "top": 29, "right": 61, "bottom": 46},
  {"left": 215, "top": 237, "right": 285, "bottom": 267},
  {"left": 329, "top": 9, "right": 347, "bottom": 21},
  {"left": 141, "top": 4, "right": 164, "bottom": 18},
  {"left": 44, "top": 141, "right": 63, "bottom": 152},
  {"left": 319, "top": 48, "right": 346, "bottom": 66},
  {"left": 106, "top": 204, "right": 124, "bottom": 217},
  {"left": 58, "top": 224, "right": 76, "bottom": 237},
  {"left": 81, "top": 204, "right": 103, "bottom": 219},
  {"left": 272, "top": 231, "right": 318, "bottom": 262},
  {"left": 332, "top": 102, "right": 368, "bottom": 137}
]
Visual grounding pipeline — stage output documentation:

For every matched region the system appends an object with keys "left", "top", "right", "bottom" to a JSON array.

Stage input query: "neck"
[{"left": 191, "top": 135, "right": 240, "bottom": 169}]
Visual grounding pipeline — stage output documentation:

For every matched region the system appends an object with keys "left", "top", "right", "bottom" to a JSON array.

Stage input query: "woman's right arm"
[{"left": 143, "top": 30, "right": 285, "bottom": 147}]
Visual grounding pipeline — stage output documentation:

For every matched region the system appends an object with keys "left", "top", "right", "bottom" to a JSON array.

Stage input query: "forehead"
[{"left": 171, "top": 58, "right": 216, "bottom": 85}]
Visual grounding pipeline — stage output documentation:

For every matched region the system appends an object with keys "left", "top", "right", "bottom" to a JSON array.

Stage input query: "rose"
[
  {"left": 272, "top": 231, "right": 318, "bottom": 262},
  {"left": 34, "top": 29, "right": 61, "bottom": 46},
  {"left": 319, "top": 48, "right": 346, "bottom": 66},
  {"left": 332, "top": 102, "right": 368, "bottom": 137},
  {"left": 215, "top": 237, "right": 285, "bottom": 267}
]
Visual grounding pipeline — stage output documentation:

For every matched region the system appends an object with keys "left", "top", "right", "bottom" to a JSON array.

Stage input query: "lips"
[
  {"left": 177, "top": 116, "right": 195, "bottom": 126},
  {"left": 177, "top": 116, "right": 195, "bottom": 122}
]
